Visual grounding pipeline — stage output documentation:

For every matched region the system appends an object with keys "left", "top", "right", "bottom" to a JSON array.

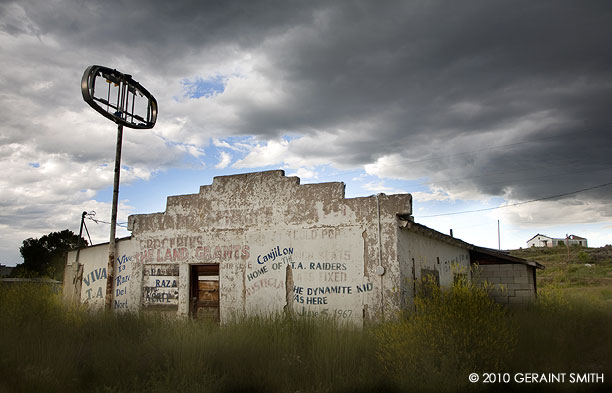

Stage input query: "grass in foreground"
[{"left": 1, "top": 282, "right": 611, "bottom": 393}]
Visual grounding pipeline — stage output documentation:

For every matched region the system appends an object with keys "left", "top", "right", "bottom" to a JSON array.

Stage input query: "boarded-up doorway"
[{"left": 190, "top": 264, "right": 220, "bottom": 322}]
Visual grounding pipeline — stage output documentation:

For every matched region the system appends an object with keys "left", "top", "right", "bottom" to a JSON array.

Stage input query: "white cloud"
[
  {"left": 287, "top": 167, "right": 319, "bottom": 180},
  {"left": 212, "top": 138, "right": 251, "bottom": 152},
  {"left": 212, "top": 138, "right": 233, "bottom": 149},
  {"left": 494, "top": 198, "right": 612, "bottom": 228},
  {"left": 215, "top": 151, "right": 232, "bottom": 169},
  {"left": 584, "top": 230, "right": 612, "bottom": 247},
  {"left": 364, "top": 154, "right": 411, "bottom": 179},
  {"left": 231, "top": 135, "right": 359, "bottom": 170},
  {"left": 232, "top": 139, "right": 289, "bottom": 168},
  {"left": 362, "top": 181, "right": 406, "bottom": 195},
  {"left": 410, "top": 189, "right": 454, "bottom": 203}
]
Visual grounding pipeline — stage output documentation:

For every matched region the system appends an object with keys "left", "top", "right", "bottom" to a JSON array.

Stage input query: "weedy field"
[
  {"left": 1, "top": 252, "right": 611, "bottom": 393},
  {"left": 511, "top": 245, "right": 612, "bottom": 301}
]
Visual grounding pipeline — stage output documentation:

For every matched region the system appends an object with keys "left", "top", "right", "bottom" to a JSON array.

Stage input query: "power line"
[
  {"left": 86, "top": 216, "right": 128, "bottom": 228},
  {"left": 416, "top": 181, "right": 612, "bottom": 218}
]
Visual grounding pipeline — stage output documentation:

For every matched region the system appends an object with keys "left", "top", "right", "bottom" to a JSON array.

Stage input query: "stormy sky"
[{"left": 1, "top": 0, "right": 612, "bottom": 265}]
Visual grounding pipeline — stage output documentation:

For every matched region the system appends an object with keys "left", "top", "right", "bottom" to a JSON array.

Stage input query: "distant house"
[
  {"left": 527, "top": 234, "right": 587, "bottom": 248},
  {"left": 567, "top": 235, "right": 588, "bottom": 247}
]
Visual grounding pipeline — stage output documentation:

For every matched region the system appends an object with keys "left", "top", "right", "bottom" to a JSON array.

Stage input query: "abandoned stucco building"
[{"left": 63, "top": 170, "right": 542, "bottom": 324}]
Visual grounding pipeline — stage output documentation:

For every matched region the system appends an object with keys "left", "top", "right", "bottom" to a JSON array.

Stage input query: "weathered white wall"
[
  {"left": 66, "top": 244, "right": 106, "bottom": 310},
  {"left": 66, "top": 240, "right": 140, "bottom": 312},
  {"left": 64, "top": 171, "right": 413, "bottom": 324},
  {"left": 397, "top": 227, "right": 472, "bottom": 311},
  {"left": 112, "top": 241, "right": 141, "bottom": 313}
]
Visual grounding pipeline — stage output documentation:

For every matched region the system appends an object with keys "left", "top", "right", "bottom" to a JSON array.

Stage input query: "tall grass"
[
  {"left": 375, "top": 277, "right": 515, "bottom": 392},
  {"left": 0, "top": 283, "right": 386, "bottom": 393},
  {"left": 1, "top": 282, "right": 611, "bottom": 393},
  {"left": 510, "top": 286, "right": 612, "bottom": 379}
]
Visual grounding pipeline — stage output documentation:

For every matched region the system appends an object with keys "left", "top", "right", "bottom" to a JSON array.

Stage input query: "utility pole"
[
  {"left": 75, "top": 211, "right": 87, "bottom": 264},
  {"left": 566, "top": 233, "right": 570, "bottom": 262},
  {"left": 498, "top": 220, "right": 501, "bottom": 250}
]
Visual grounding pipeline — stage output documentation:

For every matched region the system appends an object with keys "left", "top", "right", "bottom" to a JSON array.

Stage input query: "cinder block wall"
[{"left": 474, "top": 264, "right": 535, "bottom": 304}]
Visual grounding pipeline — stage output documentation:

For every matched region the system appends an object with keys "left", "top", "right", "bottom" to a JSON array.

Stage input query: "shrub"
[
  {"left": 577, "top": 250, "right": 592, "bottom": 264},
  {"left": 375, "top": 276, "right": 515, "bottom": 392}
]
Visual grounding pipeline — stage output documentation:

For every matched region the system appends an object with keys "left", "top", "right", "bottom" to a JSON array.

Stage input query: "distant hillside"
[{"left": 509, "top": 245, "right": 612, "bottom": 290}]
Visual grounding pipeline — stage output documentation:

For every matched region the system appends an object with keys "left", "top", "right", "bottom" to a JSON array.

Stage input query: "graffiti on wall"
[
  {"left": 82, "top": 267, "right": 107, "bottom": 301},
  {"left": 113, "top": 254, "right": 132, "bottom": 310},
  {"left": 245, "top": 227, "right": 371, "bottom": 323},
  {"left": 142, "top": 264, "right": 179, "bottom": 306},
  {"left": 135, "top": 236, "right": 249, "bottom": 263},
  {"left": 290, "top": 263, "right": 373, "bottom": 319}
]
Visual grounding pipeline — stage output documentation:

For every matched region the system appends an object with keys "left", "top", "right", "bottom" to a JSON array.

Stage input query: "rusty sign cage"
[
  {"left": 81, "top": 65, "right": 157, "bottom": 310},
  {"left": 81, "top": 65, "right": 158, "bottom": 129}
]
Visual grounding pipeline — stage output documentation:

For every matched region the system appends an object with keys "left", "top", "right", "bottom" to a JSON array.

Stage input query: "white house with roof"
[{"left": 527, "top": 234, "right": 587, "bottom": 248}]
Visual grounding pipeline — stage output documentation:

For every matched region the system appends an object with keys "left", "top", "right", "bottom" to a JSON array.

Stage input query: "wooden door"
[{"left": 190, "top": 264, "right": 220, "bottom": 322}]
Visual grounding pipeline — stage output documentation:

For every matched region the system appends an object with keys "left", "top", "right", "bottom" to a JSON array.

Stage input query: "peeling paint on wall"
[{"left": 64, "top": 170, "right": 538, "bottom": 323}]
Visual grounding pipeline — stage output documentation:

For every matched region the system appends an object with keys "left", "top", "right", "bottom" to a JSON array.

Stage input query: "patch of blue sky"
[
  {"left": 182, "top": 76, "right": 226, "bottom": 99},
  {"left": 94, "top": 186, "right": 112, "bottom": 205},
  {"left": 28, "top": 162, "right": 40, "bottom": 168},
  {"left": 168, "top": 146, "right": 206, "bottom": 168},
  {"left": 279, "top": 134, "right": 303, "bottom": 143},
  {"left": 214, "top": 135, "right": 255, "bottom": 144},
  {"left": 414, "top": 195, "right": 512, "bottom": 248}
]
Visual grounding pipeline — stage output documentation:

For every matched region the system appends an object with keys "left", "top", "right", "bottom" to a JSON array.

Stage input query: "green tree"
[{"left": 13, "top": 230, "right": 87, "bottom": 280}]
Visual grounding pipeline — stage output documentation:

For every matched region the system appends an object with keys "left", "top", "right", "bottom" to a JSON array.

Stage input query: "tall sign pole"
[
  {"left": 107, "top": 123, "right": 123, "bottom": 308},
  {"left": 81, "top": 65, "right": 157, "bottom": 311}
]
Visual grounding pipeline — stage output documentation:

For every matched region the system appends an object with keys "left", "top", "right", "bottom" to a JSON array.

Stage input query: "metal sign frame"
[{"left": 81, "top": 65, "right": 158, "bottom": 129}]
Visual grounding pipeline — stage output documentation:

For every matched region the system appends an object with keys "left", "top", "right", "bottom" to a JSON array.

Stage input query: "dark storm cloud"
[
  {"left": 16, "top": 0, "right": 326, "bottom": 76},
  {"left": 260, "top": 0, "right": 612, "bottom": 203},
  {"left": 4, "top": 0, "right": 612, "bottom": 202}
]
